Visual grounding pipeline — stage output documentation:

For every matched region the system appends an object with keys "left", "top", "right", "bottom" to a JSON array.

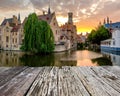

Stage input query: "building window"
[
  {"left": 6, "top": 36, "right": 9, "bottom": 42},
  {"left": 6, "top": 45, "right": 8, "bottom": 48},
  {"left": 16, "top": 32, "right": 17, "bottom": 35},
  {"left": 54, "top": 23, "right": 55, "bottom": 26},
  {"left": 113, "top": 41, "right": 115, "bottom": 45},
  {"left": 6, "top": 27, "right": 9, "bottom": 32},
  {"left": 0, "top": 36, "right": 1, "bottom": 41},
  {"left": 56, "top": 30, "right": 57, "bottom": 35},
  {"left": 13, "top": 38, "right": 14, "bottom": 43},
  {"left": 22, "top": 39, "right": 24, "bottom": 43},
  {"left": 16, "top": 38, "right": 17, "bottom": 43},
  {"left": 46, "top": 17, "right": 49, "bottom": 20}
]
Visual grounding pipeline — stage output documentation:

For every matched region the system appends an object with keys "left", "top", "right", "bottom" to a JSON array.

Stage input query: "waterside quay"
[{"left": 0, "top": 66, "right": 120, "bottom": 96}]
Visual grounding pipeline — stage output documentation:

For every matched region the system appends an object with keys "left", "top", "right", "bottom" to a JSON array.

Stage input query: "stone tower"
[{"left": 68, "top": 12, "right": 73, "bottom": 24}]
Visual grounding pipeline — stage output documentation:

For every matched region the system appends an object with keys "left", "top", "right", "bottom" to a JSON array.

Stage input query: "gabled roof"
[
  {"left": 38, "top": 12, "right": 55, "bottom": 24},
  {"left": 1, "top": 18, "right": 13, "bottom": 26}
]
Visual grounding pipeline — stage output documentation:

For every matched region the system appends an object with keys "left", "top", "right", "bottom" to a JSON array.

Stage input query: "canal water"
[{"left": 0, "top": 50, "right": 119, "bottom": 67}]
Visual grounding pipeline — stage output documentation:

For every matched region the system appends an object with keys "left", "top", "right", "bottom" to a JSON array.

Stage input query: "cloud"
[{"left": 0, "top": 0, "right": 120, "bottom": 32}]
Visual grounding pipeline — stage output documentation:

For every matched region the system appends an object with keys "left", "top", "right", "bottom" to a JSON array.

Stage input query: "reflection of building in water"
[
  {"left": 0, "top": 51, "right": 23, "bottom": 66},
  {"left": 101, "top": 51, "right": 120, "bottom": 66}
]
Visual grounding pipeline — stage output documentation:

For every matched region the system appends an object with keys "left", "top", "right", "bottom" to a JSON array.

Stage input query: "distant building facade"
[
  {"left": 38, "top": 9, "right": 60, "bottom": 45},
  {"left": 0, "top": 14, "right": 23, "bottom": 50},
  {"left": 60, "top": 12, "right": 77, "bottom": 48},
  {"left": 77, "top": 33, "right": 89, "bottom": 43},
  {"left": 101, "top": 28, "right": 120, "bottom": 51}
]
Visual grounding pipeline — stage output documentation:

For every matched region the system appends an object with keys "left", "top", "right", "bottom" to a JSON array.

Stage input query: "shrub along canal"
[{"left": 0, "top": 50, "right": 119, "bottom": 67}]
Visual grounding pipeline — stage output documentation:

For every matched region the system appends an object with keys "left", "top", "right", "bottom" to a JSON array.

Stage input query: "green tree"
[
  {"left": 21, "top": 13, "right": 54, "bottom": 53},
  {"left": 87, "top": 25, "right": 110, "bottom": 45}
]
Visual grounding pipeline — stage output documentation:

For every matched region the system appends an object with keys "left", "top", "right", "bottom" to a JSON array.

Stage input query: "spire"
[
  {"left": 110, "top": 20, "right": 112, "bottom": 28},
  {"left": 48, "top": 0, "right": 51, "bottom": 14},
  {"left": 48, "top": 7, "right": 51, "bottom": 14},
  {"left": 18, "top": 13, "right": 21, "bottom": 23},
  {"left": 103, "top": 18, "right": 106, "bottom": 24},
  {"left": 107, "top": 16, "right": 109, "bottom": 24},
  {"left": 99, "top": 21, "right": 101, "bottom": 26}
]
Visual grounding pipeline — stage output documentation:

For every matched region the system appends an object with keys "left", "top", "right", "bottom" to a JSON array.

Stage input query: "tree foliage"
[
  {"left": 21, "top": 13, "right": 54, "bottom": 53},
  {"left": 87, "top": 25, "right": 110, "bottom": 45}
]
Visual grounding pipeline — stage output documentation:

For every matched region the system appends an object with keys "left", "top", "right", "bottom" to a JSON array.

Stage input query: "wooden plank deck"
[{"left": 0, "top": 66, "right": 120, "bottom": 96}]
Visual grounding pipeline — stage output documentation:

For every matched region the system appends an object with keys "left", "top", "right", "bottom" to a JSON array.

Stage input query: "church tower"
[{"left": 68, "top": 12, "right": 73, "bottom": 24}]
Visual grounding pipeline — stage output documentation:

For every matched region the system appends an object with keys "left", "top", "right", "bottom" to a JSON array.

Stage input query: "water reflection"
[
  {"left": 0, "top": 50, "right": 115, "bottom": 67},
  {"left": 0, "top": 51, "right": 24, "bottom": 66},
  {"left": 91, "top": 57, "right": 112, "bottom": 66},
  {"left": 20, "top": 54, "right": 55, "bottom": 67},
  {"left": 101, "top": 51, "right": 120, "bottom": 66}
]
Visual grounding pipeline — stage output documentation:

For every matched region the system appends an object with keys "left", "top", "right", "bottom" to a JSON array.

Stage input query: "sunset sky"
[{"left": 0, "top": 0, "right": 120, "bottom": 34}]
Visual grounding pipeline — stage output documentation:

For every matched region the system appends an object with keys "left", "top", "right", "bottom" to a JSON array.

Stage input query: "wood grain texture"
[{"left": 0, "top": 66, "right": 120, "bottom": 96}]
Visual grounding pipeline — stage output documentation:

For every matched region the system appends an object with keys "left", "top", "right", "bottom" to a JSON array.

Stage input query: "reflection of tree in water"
[
  {"left": 20, "top": 50, "right": 77, "bottom": 67},
  {"left": 92, "top": 56, "right": 112, "bottom": 66},
  {"left": 20, "top": 54, "right": 55, "bottom": 67},
  {"left": 60, "top": 61, "right": 77, "bottom": 66}
]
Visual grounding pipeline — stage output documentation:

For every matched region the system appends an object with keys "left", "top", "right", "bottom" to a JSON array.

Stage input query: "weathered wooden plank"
[
  {"left": 92, "top": 66, "right": 120, "bottom": 93},
  {"left": 26, "top": 67, "right": 53, "bottom": 96},
  {"left": 0, "top": 67, "right": 11, "bottom": 73},
  {"left": 58, "top": 67, "right": 69, "bottom": 96},
  {"left": 47, "top": 67, "right": 58, "bottom": 96},
  {"left": 103, "top": 66, "right": 120, "bottom": 77},
  {"left": 0, "top": 66, "right": 120, "bottom": 96},
  {"left": 61, "top": 67, "right": 90, "bottom": 96},
  {"left": 0, "top": 67, "right": 41, "bottom": 96},
  {"left": 72, "top": 67, "right": 120, "bottom": 96},
  {"left": 0, "top": 67, "right": 27, "bottom": 86}
]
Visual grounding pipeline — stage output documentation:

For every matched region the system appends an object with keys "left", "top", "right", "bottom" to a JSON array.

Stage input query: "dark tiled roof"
[
  {"left": 105, "top": 22, "right": 120, "bottom": 29},
  {"left": 1, "top": 18, "right": 13, "bottom": 26},
  {"left": 38, "top": 12, "right": 55, "bottom": 24},
  {"left": 11, "top": 25, "right": 21, "bottom": 32}
]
